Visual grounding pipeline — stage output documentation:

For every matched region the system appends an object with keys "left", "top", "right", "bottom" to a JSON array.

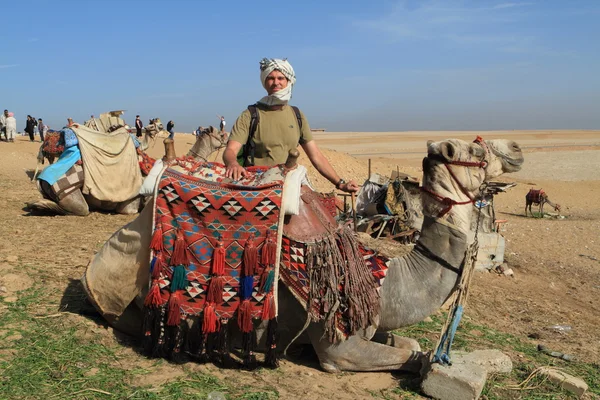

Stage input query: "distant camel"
[{"left": 525, "top": 188, "right": 561, "bottom": 217}]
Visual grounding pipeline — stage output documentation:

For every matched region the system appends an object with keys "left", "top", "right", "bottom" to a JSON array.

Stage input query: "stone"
[
  {"left": 2, "top": 296, "right": 18, "bottom": 303},
  {"left": 421, "top": 362, "right": 487, "bottom": 400},
  {"left": 452, "top": 350, "right": 513, "bottom": 374},
  {"left": 6, "top": 256, "right": 18, "bottom": 263},
  {"left": 539, "top": 367, "right": 588, "bottom": 398}
]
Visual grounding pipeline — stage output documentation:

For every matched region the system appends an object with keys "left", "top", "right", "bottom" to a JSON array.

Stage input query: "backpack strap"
[
  {"left": 291, "top": 106, "right": 302, "bottom": 130},
  {"left": 242, "top": 104, "right": 260, "bottom": 167}
]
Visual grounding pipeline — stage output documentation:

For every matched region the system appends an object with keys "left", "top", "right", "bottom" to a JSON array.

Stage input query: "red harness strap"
[{"left": 420, "top": 138, "right": 488, "bottom": 217}]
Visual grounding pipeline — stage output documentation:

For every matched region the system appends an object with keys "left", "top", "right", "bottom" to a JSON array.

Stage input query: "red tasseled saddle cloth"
[
  {"left": 527, "top": 188, "right": 545, "bottom": 203},
  {"left": 42, "top": 131, "right": 64, "bottom": 155},
  {"left": 142, "top": 158, "right": 387, "bottom": 366}
]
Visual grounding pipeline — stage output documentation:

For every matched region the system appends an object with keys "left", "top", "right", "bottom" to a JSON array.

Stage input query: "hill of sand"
[{"left": 0, "top": 130, "right": 599, "bottom": 398}]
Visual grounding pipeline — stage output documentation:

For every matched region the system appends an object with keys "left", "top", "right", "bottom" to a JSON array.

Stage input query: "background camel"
[
  {"left": 525, "top": 188, "right": 561, "bottom": 216},
  {"left": 82, "top": 137, "right": 523, "bottom": 374},
  {"left": 27, "top": 124, "right": 162, "bottom": 216},
  {"left": 186, "top": 126, "right": 227, "bottom": 161}
]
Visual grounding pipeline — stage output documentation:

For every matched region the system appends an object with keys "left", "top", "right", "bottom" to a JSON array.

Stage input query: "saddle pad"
[
  {"left": 37, "top": 163, "right": 84, "bottom": 202},
  {"left": 42, "top": 131, "right": 64, "bottom": 154}
]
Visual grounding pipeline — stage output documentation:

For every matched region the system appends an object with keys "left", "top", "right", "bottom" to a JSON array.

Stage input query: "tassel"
[
  {"left": 167, "top": 291, "right": 182, "bottom": 326},
  {"left": 242, "top": 331, "right": 257, "bottom": 369},
  {"left": 152, "top": 253, "right": 166, "bottom": 280},
  {"left": 170, "top": 230, "right": 189, "bottom": 266},
  {"left": 150, "top": 222, "right": 164, "bottom": 252},
  {"left": 237, "top": 299, "right": 254, "bottom": 333},
  {"left": 261, "top": 230, "right": 277, "bottom": 265},
  {"left": 170, "top": 265, "right": 187, "bottom": 292},
  {"left": 264, "top": 318, "right": 279, "bottom": 368},
  {"left": 261, "top": 269, "right": 275, "bottom": 294},
  {"left": 261, "top": 292, "right": 275, "bottom": 321},
  {"left": 144, "top": 282, "right": 163, "bottom": 307},
  {"left": 212, "top": 237, "right": 226, "bottom": 276},
  {"left": 240, "top": 276, "right": 254, "bottom": 300},
  {"left": 141, "top": 306, "right": 158, "bottom": 356},
  {"left": 216, "top": 320, "right": 235, "bottom": 369},
  {"left": 243, "top": 235, "right": 258, "bottom": 276},
  {"left": 207, "top": 276, "right": 225, "bottom": 304},
  {"left": 202, "top": 303, "right": 219, "bottom": 334}
]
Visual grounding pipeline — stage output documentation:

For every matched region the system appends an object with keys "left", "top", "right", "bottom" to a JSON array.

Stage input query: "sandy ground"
[{"left": 0, "top": 130, "right": 599, "bottom": 398}]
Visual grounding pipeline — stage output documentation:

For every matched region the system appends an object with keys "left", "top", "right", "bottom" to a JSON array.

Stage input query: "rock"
[
  {"left": 538, "top": 367, "right": 588, "bottom": 397},
  {"left": 3, "top": 296, "right": 18, "bottom": 303},
  {"left": 423, "top": 316, "right": 434, "bottom": 323},
  {"left": 0, "top": 286, "right": 6, "bottom": 294},
  {"left": 6, "top": 256, "right": 18, "bottom": 263},
  {"left": 421, "top": 362, "right": 487, "bottom": 400},
  {"left": 452, "top": 350, "right": 513, "bottom": 374}
]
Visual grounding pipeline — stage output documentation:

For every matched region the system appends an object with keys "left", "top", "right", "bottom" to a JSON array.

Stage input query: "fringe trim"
[{"left": 264, "top": 318, "right": 279, "bottom": 368}]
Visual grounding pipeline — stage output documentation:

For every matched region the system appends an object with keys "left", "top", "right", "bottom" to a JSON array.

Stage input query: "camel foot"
[
  {"left": 372, "top": 332, "right": 421, "bottom": 351},
  {"left": 309, "top": 325, "right": 426, "bottom": 373},
  {"left": 27, "top": 199, "right": 69, "bottom": 215}
]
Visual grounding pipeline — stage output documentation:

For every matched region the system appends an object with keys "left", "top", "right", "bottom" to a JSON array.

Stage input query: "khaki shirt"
[{"left": 229, "top": 105, "right": 313, "bottom": 166}]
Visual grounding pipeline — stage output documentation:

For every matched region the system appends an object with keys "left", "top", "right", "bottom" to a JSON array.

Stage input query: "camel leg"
[
  {"left": 307, "top": 323, "right": 425, "bottom": 373},
  {"left": 59, "top": 190, "right": 90, "bottom": 216},
  {"left": 116, "top": 197, "right": 142, "bottom": 215},
  {"left": 372, "top": 331, "right": 421, "bottom": 351},
  {"left": 31, "top": 164, "right": 40, "bottom": 182}
]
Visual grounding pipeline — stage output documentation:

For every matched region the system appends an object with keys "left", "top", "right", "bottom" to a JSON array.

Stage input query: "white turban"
[{"left": 257, "top": 58, "right": 296, "bottom": 106}]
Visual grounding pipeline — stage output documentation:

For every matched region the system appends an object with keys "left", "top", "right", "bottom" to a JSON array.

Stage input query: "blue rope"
[{"left": 432, "top": 305, "right": 464, "bottom": 366}]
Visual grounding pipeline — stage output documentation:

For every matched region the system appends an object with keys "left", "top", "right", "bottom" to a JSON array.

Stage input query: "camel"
[
  {"left": 525, "top": 188, "right": 560, "bottom": 217},
  {"left": 82, "top": 137, "right": 524, "bottom": 373},
  {"left": 186, "top": 126, "right": 227, "bottom": 161},
  {"left": 27, "top": 124, "right": 164, "bottom": 216}
]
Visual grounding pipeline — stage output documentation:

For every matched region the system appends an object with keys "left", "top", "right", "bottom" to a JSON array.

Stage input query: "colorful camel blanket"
[
  {"left": 42, "top": 130, "right": 64, "bottom": 155},
  {"left": 38, "top": 146, "right": 81, "bottom": 185},
  {"left": 144, "top": 159, "right": 286, "bottom": 364},
  {"left": 143, "top": 159, "right": 385, "bottom": 364}
]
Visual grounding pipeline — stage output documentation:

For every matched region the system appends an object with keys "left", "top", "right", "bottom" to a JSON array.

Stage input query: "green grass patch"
[
  {"left": 393, "top": 313, "right": 599, "bottom": 398},
  {"left": 0, "top": 285, "right": 279, "bottom": 400}
]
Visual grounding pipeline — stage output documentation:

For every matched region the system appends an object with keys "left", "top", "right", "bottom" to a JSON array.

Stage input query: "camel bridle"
[{"left": 421, "top": 137, "right": 489, "bottom": 218}]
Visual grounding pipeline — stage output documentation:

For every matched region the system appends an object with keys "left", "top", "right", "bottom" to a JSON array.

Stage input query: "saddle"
[
  {"left": 283, "top": 186, "right": 338, "bottom": 243},
  {"left": 527, "top": 188, "right": 545, "bottom": 203}
]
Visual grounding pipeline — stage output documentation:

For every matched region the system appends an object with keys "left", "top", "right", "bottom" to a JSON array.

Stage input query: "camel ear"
[
  {"left": 440, "top": 141, "right": 458, "bottom": 161},
  {"left": 469, "top": 143, "right": 485, "bottom": 158}
]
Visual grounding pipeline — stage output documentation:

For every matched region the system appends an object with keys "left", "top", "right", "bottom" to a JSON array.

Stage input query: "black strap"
[{"left": 242, "top": 104, "right": 303, "bottom": 167}]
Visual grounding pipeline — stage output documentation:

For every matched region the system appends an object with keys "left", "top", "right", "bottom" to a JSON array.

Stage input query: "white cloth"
[
  {"left": 257, "top": 58, "right": 296, "bottom": 106},
  {"left": 139, "top": 159, "right": 165, "bottom": 196},
  {"left": 5, "top": 116, "right": 16, "bottom": 141},
  {"left": 282, "top": 165, "right": 312, "bottom": 216}
]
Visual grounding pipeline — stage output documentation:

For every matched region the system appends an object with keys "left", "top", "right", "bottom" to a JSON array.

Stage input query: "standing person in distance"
[{"left": 135, "top": 115, "right": 143, "bottom": 138}]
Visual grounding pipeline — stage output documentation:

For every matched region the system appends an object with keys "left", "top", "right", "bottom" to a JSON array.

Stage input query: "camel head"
[
  {"left": 422, "top": 137, "right": 524, "bottom": 229},
  {"left": 144, "top": 119, "right": 165, "bottom": 139},
  {"left": 187, "top": 126, "right": 226, "bottom": 161}
]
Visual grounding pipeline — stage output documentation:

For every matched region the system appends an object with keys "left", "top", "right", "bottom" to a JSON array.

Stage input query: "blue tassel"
[
  {"left": 241, "top": 276, "right": 254, "bottom": 299},
  {"left": 150, "top": 257, "right": 157, "bottom": 274}
]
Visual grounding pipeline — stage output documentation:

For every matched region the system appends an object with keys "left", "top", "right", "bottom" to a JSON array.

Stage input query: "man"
[
  {"left": 219, "top": 115, "right": 226, "bottom": 133},
  {"left": 135, "top": 115, "right": 143, "bottom": 137},
  {"left": 38, "top": 118, "right": 47, "bottom": 142},
  {"left": 223, "top": 58, "right": 359, "bottom": 193},
  {"left": 0, "top": 110, "right": 7, "bottom": 141},
  {"left": 25, "top": 115, "right": 35, "bottom": 142},
  {"left": 166, "top": 120, "right": 175, "bottom": 139},
  {"left": 5, "top": 112, "right": 16, "bottom": 142}
]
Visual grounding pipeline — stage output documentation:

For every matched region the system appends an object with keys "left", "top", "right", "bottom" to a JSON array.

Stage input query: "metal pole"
[
  {"left": 351, "top": 192, "right": 358, "bottom": 232},
  {"left": 368, "top": 158, "right": 371, "bottom": 180}
]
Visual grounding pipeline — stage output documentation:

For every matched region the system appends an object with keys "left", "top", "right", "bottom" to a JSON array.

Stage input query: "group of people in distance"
[{"left": 0, "top": 110, "right": 49, "bottom": 143}]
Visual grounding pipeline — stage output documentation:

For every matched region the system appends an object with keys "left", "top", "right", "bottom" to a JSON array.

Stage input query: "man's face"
[
  {"left": 264, "top": 70, "right": 288, "bottom": 95},
  {"left": 3, "top": 111, "right": 7, "bottom": 116}
]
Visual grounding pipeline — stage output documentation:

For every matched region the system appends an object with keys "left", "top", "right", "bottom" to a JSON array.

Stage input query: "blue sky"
[{"left": 2, "top": 0, "right": 599, "bottom": 132}]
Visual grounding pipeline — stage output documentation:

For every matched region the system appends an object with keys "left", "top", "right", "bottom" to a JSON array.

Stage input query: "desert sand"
[{"left": 0, "top": 129, "right": 599, "bottom": 398}]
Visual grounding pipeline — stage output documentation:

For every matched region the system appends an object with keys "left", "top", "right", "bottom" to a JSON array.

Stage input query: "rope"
[{"left": 431, "top": 183, "right": 486, "bottom": 365}]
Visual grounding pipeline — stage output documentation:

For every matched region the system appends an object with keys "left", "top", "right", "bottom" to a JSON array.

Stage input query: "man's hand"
[
  {"left": 339, "top": 180, "right": 359, "bottom": 193},
  {"left": 225, "top": 162, "right": 247, "bottom": 181}
]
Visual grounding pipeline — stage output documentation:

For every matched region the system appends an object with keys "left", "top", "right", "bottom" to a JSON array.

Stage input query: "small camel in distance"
[{"left": 525, "top": 188, "right": 561, "bottom": 217}]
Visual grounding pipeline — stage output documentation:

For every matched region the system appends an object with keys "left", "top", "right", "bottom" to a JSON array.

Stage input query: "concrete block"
[
  {"left": 421, "top": 362, "right": 487, "bottom": 400},
  {"left": 539, "top": 367, "right": 588, "bottom": 398},
  {"left": 452, "top": 350, "right": 513, "bottom": 374}
]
